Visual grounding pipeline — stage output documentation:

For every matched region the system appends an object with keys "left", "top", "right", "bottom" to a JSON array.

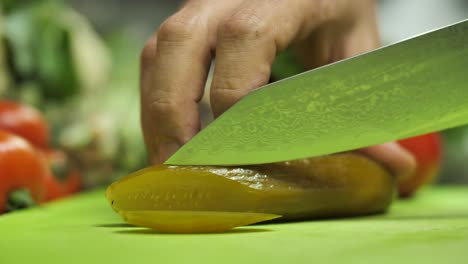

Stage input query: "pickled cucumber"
[
  {"left": 120, "top": 211, "right": 280, "bottom": 233},
  {"left": 106, "top": 153, "right": 395, "bottom": 232}
]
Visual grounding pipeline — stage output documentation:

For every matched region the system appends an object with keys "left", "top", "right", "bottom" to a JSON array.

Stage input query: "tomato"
[
  {"left": 0, "top": 101, "right": 81, "bottom": 210},
  {"left": 44, "top": 171, "right": 81, "bottom": 201},
  {"left": 0, "top": 130, "right": 48, "bottom": 213},
  {"left": 0, "top": 101, "right": 50, "bottom": 149},
  {"left": 397, "top": 133, "right": 443, "bottom": 197},
  {"left": 42, "top": 149, "right": 81, "bottom": 201}
]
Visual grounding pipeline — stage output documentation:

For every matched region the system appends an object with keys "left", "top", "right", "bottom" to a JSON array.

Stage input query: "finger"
[
  {"left": 330, "top": 0, "right": 380, "bottom": 60},
  {"left": 296, "top": 0, "right": 380, "bottom": 69},
  {"left": 140, "top": 6, "right": 212, "bottom": 164},
  {"left": 210, "top": 0, "right": 332, "bottom": 117},
  {"left": 332, "top": 4, "right": 414, "bottom": 179},
  {"left": 357, "top": 142, "right": 416, "bottom": 179},
  {"left": 140, "top": 0, "right": 244, "bottom": 164},
  {"left": 140, "top": 34, "right": 159, "bottom": 164},
  {"left": 329, "top": 2, "right": 417, "bottom": 178}
]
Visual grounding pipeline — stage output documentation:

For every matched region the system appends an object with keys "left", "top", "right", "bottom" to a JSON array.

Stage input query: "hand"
[{"left": 140, "top": 0, "right": 415, "bottom": 178}]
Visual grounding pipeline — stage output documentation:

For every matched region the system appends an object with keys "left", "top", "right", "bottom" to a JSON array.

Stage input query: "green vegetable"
[{"left": 2, "top": 0, "right": 110, "bottom": 102}]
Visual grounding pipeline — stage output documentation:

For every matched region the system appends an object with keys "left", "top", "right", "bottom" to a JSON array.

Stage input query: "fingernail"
[{"left": 158, "top": 142, "right": 181, "bottom": 163}]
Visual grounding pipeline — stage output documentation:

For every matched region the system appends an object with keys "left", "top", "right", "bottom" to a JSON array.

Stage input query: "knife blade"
[{"left": 166, "top": 19, "right": 468, "bottom": 166}]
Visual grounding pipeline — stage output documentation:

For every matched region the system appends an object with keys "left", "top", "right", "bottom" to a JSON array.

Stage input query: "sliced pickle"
[
  {"left": 107, "top": 153, "right": 395, "bottom": 233},
  {"left": 120, "top": 210, "right": 280, "bottom": 233}
]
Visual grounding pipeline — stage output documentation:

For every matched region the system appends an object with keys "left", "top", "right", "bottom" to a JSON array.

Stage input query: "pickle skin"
[{"left": 106, "top": 153, "right": 396, "bottom": 232}]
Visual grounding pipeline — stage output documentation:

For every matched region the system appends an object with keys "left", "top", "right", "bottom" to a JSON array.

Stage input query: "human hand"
[{"left": 140, "top": 0, "right": 415, "bottom": 178}]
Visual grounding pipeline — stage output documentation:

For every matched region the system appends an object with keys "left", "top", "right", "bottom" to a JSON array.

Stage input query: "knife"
[{"left": 166, "top": 19, "right": 468, "bottom": 166}]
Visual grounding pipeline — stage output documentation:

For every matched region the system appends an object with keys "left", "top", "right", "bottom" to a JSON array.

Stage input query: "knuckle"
[
  {"left": 210, "top": 85, "right": 241, "bottom": 105},
  {"left": 210, "top": 88, "right": 243, "bottom": 116},
  {"left": 219, "top": 11, "right": 269, "bottom": 40},
  {"left": 210, "top": 88, "right": 233, "bottom": 102},
  {"left": 320, "top": 0, "right": 340, "bottom": 21},
  {"left": 157, "top": 13, "right": 202, "bottom": 42},
  {"left": 148, "top": 97, "right": 178, "bottom": 115},
  {"left": 140, "top": 39, "right": 156, "bottom": 68},
  {"left": 211, "top": 74, "right": 243, "bottom": 94}
]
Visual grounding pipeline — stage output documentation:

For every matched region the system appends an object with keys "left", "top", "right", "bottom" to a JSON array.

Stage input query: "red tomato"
[
  {"left": 0, "top": 130, "right": 49, "bottom": 213},
  {"left": 397, "top": 133, "right": 443, "bottom": 197},
  {"left": 0, "top": 101, "right": 50, "bottom": 149},
  {"left": 42, "top": 149, "right": 81, "bottom": 201}
]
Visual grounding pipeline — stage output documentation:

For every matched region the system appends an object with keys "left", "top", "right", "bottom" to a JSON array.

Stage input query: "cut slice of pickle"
[{"left": 119, "top": 210, "right": 281, "bottom": 233}]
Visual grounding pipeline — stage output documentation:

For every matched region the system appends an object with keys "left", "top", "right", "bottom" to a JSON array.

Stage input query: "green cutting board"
[{"left": 1, "top": 187, "right": 467, "bottom": 264}]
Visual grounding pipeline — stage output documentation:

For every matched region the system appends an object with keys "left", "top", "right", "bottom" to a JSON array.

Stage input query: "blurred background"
[{"left": 0, "top": 0, "right": 467, "bottom": 195}]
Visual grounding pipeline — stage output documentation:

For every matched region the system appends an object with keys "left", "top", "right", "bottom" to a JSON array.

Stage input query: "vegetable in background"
[
  {"left": 0, "top": 130, "right": 48, "bottom": 213},
  {"left": 0, "top": 100, "right": 49, "bottom": 148},
  {"left": 42, "top": 149, "right": 81, "bottom": 201},
  {"left": 1, "top": 0, "right": 110, "bottom": 102},
  {"left": 1, "top": 0, "right": 131, "bottom": 188},
  {"left": 0, "top": 100, "right": 81, "bottom": 209},
  {"left": 0, "top": 10, "right": 9, "bottom": 95},
  {"left": 397, "top": 133, "right": 443, "bottom": 197},
  {"left": 439, "top": 126, "right": 468, "bottom": 184},
  {"left": 53, "top": 32, "right": 147, "bottom": 186}
]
